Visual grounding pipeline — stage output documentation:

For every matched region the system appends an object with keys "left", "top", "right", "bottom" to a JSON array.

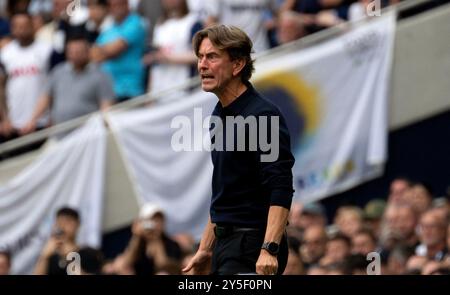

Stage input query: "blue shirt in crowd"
[{"left": 96, "top": 13, "right": 147, "bottom": 100}]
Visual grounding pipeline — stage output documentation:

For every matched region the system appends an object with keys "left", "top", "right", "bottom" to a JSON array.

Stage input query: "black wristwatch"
[{"left": 261, "top": 242, "right": 280, "bottom": 256}]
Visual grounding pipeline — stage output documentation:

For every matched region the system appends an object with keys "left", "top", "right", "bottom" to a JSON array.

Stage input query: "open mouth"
[{"left": 201, "top": 74, "right": 214, "bottom": 81}]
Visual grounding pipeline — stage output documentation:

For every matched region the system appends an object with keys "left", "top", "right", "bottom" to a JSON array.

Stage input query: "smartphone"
[
  {"left": 53, "top": 228, "right": 64, "bottom": 238},
  {"left": 141, "top": 220, "right": 155, "bottom": 231}
]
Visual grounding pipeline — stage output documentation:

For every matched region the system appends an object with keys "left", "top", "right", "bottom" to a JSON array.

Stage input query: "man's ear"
[{"left": 232, "top": 58, "right": 246, "bottom": 77}]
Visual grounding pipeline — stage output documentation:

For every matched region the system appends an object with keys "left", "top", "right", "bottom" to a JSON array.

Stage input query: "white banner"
[
  {"left": 0, "top": 116, "right": 106, "bottom": 274},
  {"left": 107, "top": 91, "right": 216, "bottom": 239},
  {"left": 253, "top": 12, "right": 396, "bottom": 203}
]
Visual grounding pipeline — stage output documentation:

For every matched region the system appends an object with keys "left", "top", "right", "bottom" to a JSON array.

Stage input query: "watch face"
[{"left": 268, "top": 242, "right": 279, "bottom": 254}]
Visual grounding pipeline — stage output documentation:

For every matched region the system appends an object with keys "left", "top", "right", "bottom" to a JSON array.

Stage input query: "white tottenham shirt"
[
  {"left": 205, "top": 0, "right": 276, "bottom": 53},
  {"left": 0, "top": 40, "right": 51, "bottom": 129},
  {"left": 150, "top": 14, "right": 198, "bottom": 95}
]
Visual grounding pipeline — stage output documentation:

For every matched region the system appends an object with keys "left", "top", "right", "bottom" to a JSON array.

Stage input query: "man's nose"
[{"left": 198, "top": 57, "right": 208, "bottom": 70}]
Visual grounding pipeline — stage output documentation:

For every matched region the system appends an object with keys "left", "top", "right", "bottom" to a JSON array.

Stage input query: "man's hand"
[
  {"left": 142, "top": 49, "right": 170, "bottom": 65},
  {"left": 41, "top": 237, "right": 63, "bottom": 258},
  {"left": 131, "top": 220, "right": 145, "bottom": 238},
  {"left": 256, "top": 249, "right": 278, "bottom": 275},
  {"left": 90, "top": 46, "right": 106, "bottom": 63},
  {"left": 19, "top": 119, "right": 37, "bottom": 135},
  {"left": 182, "top": 249, "right": 212, "bottom": 275}
]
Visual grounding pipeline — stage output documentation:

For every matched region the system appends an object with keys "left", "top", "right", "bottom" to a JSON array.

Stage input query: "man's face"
[
  {"left": 418, "top": 213, "right": 446, "bottom": 247},
  {"left": 352, "top": 233, "right": 375, "bottom": 255},
  {"left": 404, "top": 185, "right": 432, "bottom": 213},
  {"left": 55, "top": 215, "right": 79, "bottom": 241},
  {"left": 325, "top": 240, "right": 349, "bottom": 263},
  {"left": 389, "top": 179, "right": 409, "bottom": 203},
  {"left": 301, "top": 227, "right": 327, "bottom": 263},
  {"left": 197, "top": 38, "right": 235, "bottom": 95},
  {"left": 395, "top": 207, "right": 417, "bottom": 238},
  {"left": 67, "top": 40, "right": 90, "bottom": 67},
  {"left": 108, "top": 0, "right": 129, "bottom": 21}
]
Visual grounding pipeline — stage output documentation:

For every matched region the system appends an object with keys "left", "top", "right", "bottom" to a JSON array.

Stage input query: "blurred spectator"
[
  {"left": 300, "top": 224, "right": 327, "bottom": 268},
  {"left": 0, "top": 13, "right": 51, "bottom": 143},
  {"left": 120, "top": 203, "right": 182, "bottom": 275},
  {"left": 394, "top": 205, "right": 419, "bottom": 249},
  {"left": 320, "top": 233, "right": 351, "bottom": 266},
  {"left": 36, "top": 0, "right": 90, "bottom": 69},
  {"left": 281, "top": 0, "right": 347, "bottom": 34},
  {"left": 387, "top": 177, "right": 411, "bottom": 205},
  {"left": 334, "top": 206, "right": 364, "bottom": 238},
  {"left": 379, "top": 204, "right": 401, "bottom": 251},
  {"left": 380, "top": 205, "right": 418, "bottom": 254},
  {"left": 85, "top": 0, "right": 113, "bottom": 43},
  {"left": 34, "top": 207, "right": 80, "bottom": 275},
  {"left": 21, "top": 36, "right": 114, "bottom": 134},
  {"left": 31, "top": 12, "right": 50, "bottom": 35},
  {"left": 143, "top": 0, "right": 201, "bottom": 96},
  {"left": 415, "top": 208, "right": 448, "bottom": 261},
  {"left": 431, "top": 197, "right": 450, "bottom": 222},
  {"left": 403, "top": 182, "right": 433, "bottom": 214},
  {"left": 387, "top": 245, "right": 414, "bottom": 275},
  {"left": 0, "top": 250, "right": 11, "bottom": 275},
  {"left": 351, "top": 229, "right": 377, "bottom": 256},
  {"left": 93, "top": 0, "right": 147, "bottom": 102},
  {"left": 287, "top": 201, "right": 327, "bottom": 244},
  {"left": 299, "top": 202, "right": 327, "bottom": 229},
  {"left": 363, "top": 198, "right": 386, "bottom": 237},
  {"left": 204, "top": 0, "right": 279, "bottom": 53},
  {"left": 277, "top": 10, "right": 307, "bottom": 44}
]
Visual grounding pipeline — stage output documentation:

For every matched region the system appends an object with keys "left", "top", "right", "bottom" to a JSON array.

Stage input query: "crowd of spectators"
[
  {"left": 283, "top": 178, "right": 450, "bottom": 275},
  {"left": 0, "top": 0, "right": 403, "bottom": 149},
  {"left": 0, "top": 177, "right": 446, "bottom": 275}
]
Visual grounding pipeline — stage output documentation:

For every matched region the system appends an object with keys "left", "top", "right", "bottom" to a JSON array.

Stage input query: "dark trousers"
[{"left": 211, "top": 227, "right": 288, "bottom": 275}]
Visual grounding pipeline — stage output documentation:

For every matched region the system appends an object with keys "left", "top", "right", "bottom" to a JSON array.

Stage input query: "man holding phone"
[
  {"left": 34, "top": 207, "right": 80, "bottom": 275},
  {"left": 119, "top": 203, "right": 182, "bottom": 275}
]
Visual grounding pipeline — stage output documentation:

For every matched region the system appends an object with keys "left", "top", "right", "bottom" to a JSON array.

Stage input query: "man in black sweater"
[{"left": 183, "top": 25, "right": 295, "bottom": 275}]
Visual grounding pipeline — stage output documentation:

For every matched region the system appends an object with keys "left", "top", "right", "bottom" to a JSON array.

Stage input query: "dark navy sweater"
[{"left": 209, "top": 83, "right": 295, "bottom": 228}]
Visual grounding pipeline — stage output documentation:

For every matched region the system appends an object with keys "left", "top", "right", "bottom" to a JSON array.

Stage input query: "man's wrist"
[
  {"left": 261, "top": 241, "right": 280, "bottom": 256},
  {"left": 198, "top": 247, "right": 213, "bottom": 254}
]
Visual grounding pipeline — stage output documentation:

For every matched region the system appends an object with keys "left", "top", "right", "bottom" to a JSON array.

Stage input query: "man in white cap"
[{"left": 120, "top": 202, "right": 182, "bottom": 275}]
